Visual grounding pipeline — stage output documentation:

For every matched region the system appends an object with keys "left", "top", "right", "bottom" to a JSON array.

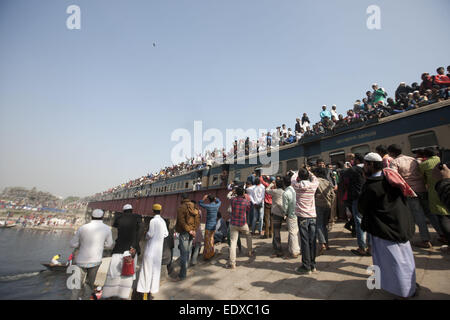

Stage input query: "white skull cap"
[
  {"left": 92, "top": 209, "right": 104, "bottom": 218},
  {"left": 123, "top": 204, "right": 132, "bottom": 210},
  {"left": 364, "top": 152, "right": 383, "bottom": 162}
]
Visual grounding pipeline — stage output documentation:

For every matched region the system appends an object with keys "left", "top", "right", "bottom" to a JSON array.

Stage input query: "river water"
[
  {"left": 0, "top": 227, "right": 182, "bottom": 300},
  {"left": 0, "top": 228, "right": 74, "bottom": 300}
]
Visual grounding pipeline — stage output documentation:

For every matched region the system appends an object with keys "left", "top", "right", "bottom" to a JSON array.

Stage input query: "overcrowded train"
[{"left": 87, "top": 100, "right": 450, "bottom": 220}]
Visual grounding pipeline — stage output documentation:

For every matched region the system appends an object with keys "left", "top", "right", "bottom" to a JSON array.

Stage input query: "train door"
[
  {"left": 260, "top": 161, "right": 284, "bottom": 177},
  {"left": 307, "top": 156, "right": 320, "bottom": 166},
  {"left": 329, "top": 150, "right": 345, "bottom": 165},
  {"left": 201, "top": 167, "right": 209, "bottom": 188},
  {"left": 286, "top": 159, "right": 298, "bottom": 172}
]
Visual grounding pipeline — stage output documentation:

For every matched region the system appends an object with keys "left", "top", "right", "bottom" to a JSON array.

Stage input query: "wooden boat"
[
  {"left": 41, "top": 263, "right": 69, "bottom": 272},
  {"left": 0, "top": 223, "right": 17, "bottom": 228}
]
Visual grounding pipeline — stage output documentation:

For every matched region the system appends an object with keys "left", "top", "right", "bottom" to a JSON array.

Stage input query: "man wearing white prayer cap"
[
  {"left": 69, "top": 209, "right": 114, "bottom": 300},
  {"left": 103, "top": 202, "right": 143, "bottom": 300},
  {"left": 359, "top": 150, "right": 417, "bottom": 298},
  {"left": 92, "top": 209, "right": 104, "bottom": 218},
  {"left": 364, "top": 152, "right": 383, "bottom": 162}
]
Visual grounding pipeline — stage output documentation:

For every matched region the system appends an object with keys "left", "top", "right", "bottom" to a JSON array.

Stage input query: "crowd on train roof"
[{"left": 92, "top": 65, "right": 450, "bottom": 198}]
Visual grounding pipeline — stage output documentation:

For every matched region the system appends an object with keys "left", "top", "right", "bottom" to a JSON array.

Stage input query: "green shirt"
[
  {"left": 282, "top": 186, "right": 296, "bottom": 218},
  {"left": 373, "top": 88, "right": 387, "bottom": 104},
  {"left": 419, "top": 156, "right": 448, "bottom": 216}
]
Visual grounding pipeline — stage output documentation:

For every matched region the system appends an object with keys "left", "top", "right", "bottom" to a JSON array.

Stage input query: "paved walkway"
[{"left": 96, "top": 222, "right": 450, "bottom": 300}]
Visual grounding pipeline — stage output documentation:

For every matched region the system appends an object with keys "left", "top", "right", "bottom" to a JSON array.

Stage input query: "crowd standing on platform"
[
  {"left": 70, "top": 64, "right": 450, "bottom": 300},
  {"left": 69, "top": 147, "right": 450, "bottom": 301}
]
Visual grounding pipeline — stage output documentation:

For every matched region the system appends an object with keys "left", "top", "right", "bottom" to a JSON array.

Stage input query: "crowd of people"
[
  {"left": 69, "top": 143, "right": 449, "bottom": 300},
  {"left": 93, "top": 65, "right": 450, "bottom": 201},
  {"left": 13, "top": 214, "right": 84, "bottom": 228},
  {"left": 0, "top": 199, "right": 67, "bottom": 212}
]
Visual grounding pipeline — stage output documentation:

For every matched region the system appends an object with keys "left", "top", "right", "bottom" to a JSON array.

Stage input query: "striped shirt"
[
  {"left": 230, "top": 196, "right": 251, "bottom": 227},
  {"left": 291, "top": 172, "right": 320, "bottom": 218}
]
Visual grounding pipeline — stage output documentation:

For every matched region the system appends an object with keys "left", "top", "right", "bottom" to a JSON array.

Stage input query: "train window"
[
  {"left": 307, "top": 156, "right": 319, "bottom": 165},
  {"left": 185, "top": 182, "right": 189, "bottom": 189},
  {"left": 286, "top": 159, "right": 298, "bottom": 172},
  {"left": 409, "top": 131, "right": 438, "bottom": 151},
  {"left": 234, "top": 170, "right": 241, "bottom": 181},
  {"left": 276, "top": 161, "right": 283, "bottom": 175},
  {"left": 351, "top": 145, "right": 370, "bottom": 156},
  {"left": 329, "top": 150, "right": 345, "bottom": 165}
]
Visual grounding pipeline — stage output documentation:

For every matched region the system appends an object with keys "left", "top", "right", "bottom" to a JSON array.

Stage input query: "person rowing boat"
[{"left": 50, "top": 254, "right": 62, "bottom": 266}]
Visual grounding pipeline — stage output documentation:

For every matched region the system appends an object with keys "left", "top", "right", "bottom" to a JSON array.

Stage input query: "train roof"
[{"left": 111, "top": 100, "right": 450, "bottom": 190}]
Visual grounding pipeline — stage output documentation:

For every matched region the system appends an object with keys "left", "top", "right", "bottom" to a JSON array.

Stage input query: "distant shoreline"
[
  {"left": 1, "top": 224, "right": 80, "bottom": 233},
  {"left": 0, "top": 210, "right": 86, "bottom": 233}
]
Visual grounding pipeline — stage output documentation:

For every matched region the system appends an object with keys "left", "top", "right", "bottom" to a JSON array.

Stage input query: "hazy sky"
[{"left": 0, "top": 0, "right": 449, "bottom": 198}]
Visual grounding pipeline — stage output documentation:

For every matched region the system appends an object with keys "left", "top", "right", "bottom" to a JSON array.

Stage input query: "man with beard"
[{"left": 358, "top": 153, "right": 418, "bottom": 298}]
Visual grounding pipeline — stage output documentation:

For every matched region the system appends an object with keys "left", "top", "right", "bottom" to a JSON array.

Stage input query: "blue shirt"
[
  {"left": 199, "top": 199, "right": 222, "bottom": 230},
  {"left": 320, "top": 110, "right": 332, "bottom": 120}
]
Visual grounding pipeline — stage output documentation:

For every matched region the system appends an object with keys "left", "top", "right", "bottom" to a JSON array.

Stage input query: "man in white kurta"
[{"left": 137, "top": 205, "right": 168, "bottom": 297}]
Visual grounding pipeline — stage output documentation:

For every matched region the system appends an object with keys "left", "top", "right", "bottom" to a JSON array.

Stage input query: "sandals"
[
  {"left": 351, "top": 249, "right": 369, "bottom": 256},
  {"left": 283, "top": 254, "right": 299, "bottom": 260},
  {"left": 270, "top": 252, "right": 283, "bottom": 258}
]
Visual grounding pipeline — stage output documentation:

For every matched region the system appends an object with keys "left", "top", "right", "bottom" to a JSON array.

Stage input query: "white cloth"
[
  {"left": 301, "top": 121, "right": 309, "bottom": 131},
  {"left": 287, "top": 216, "right": 300, "bottom": 255},
  {"left": 136, "top": 215, "right": 169, "bottom": 294},
  {"left": 102, "top": 253, "right": 138, "bottom": 299},
  {"left": 70, "top": 220, "right": 114, "bottom": 265},
  {"left": 331, "top": 110, "right": 338, "bottom": 119},
  {"left": 249, "top": 184, "right": 265, "bottom": 205},
  {"left": 215, "top": 219, "right": 222, "bottom": 232}
]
